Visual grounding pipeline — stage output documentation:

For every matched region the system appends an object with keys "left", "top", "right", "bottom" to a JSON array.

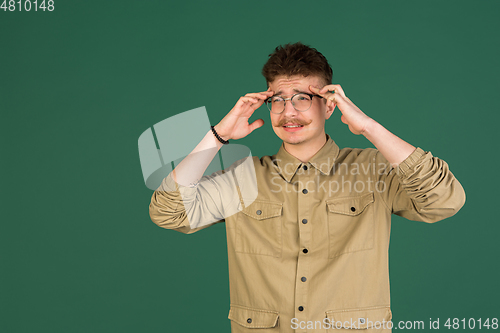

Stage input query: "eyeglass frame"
[{"left": 265, "top": 92, "right": 324, "bottom": 114}]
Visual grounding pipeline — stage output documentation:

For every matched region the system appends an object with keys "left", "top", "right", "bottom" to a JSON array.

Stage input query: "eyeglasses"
[{"left": 265, "top": 93, "right": 323, "bottom": 114}]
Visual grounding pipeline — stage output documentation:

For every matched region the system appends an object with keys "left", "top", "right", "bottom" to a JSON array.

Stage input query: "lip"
[{"left": 282, "top": 124, "right": 304, "bottom": 132}]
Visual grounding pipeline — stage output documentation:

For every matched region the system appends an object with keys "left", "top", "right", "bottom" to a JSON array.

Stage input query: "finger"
[
  {"left": 324, "top": 84, "right": 346, "bottom": 97},
  {"left": 319, "top": 85, "right": 336, "bottom": 94},
  {"left": 327, "top": 99, "right": 337, "bottom": 111},
  {"left": 246, "top": 90, "right": 274, "bottom": 96},
  {"left": 244, "top": 93, "right": 267, "bottom": 100},
  {"left": 245, "top": 92, "right": 273, "bottom": 100},
  {"left": 309, "top": 85, "right": 320, "bottom": 93},
  {"left": 244, "top": 96, "right": 267, "bottom": 110},
  {"left": 325, "top": 93, "right": 337, "bottom": 105},
  {"left": 309, "top": 85, "right": 330, "bottom": 99},
  {"left": 237, "top": 96, "right": 259, "bottom": 106},
  {"left": 244, "top": 96, "right": 259, "bottom": 103},
  {"left": 329, "top": 92, "right": 347, "bottom": 105},
  {"left": 249, "top": 118, "right": 265, "bottom": 132}
]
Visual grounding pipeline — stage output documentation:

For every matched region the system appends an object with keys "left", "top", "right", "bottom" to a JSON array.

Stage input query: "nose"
[{"left": 282, "top": 98, "right": 299, "bottom": 118}]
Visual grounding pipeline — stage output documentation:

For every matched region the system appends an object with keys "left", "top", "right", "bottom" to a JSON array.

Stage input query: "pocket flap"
[
  {"left": 228, "top": 305, "right": 279, "bottom": 328},
  {"left": 325, "top": 306, "right": 392, "bottom": 329},
  {"left": 240, "top": 200, "right": 282, "bottom": 220},
  {"left": 326, "top": 192, "right": 374, "bottom": 216}
]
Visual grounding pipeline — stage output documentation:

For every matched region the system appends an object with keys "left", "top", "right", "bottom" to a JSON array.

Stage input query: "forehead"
[{"left": 269, "top": 75, "right": 323, "bottom": 94}]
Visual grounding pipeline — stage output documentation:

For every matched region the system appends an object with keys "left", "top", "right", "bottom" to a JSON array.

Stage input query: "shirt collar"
[{"left": 274, "top": 134, "right": 340, "bottom": 182}]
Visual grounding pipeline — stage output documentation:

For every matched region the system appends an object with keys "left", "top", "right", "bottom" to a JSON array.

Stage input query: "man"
[{"left": 149, "top": 42, "right": 465, "bottom": 332}]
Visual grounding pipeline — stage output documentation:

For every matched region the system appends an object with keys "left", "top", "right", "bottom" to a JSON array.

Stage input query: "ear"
[{"left": 324, "top": 101, "right": 336, "bottom": 120}]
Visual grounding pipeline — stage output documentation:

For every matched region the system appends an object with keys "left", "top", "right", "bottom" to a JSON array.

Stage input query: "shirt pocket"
[
  {"left": 235, "top": 200, "right": 283, "bottom": 257},
  {"left": 228, "top": 305, "right": 279, "bottom": 330},
  {"left": 325, "top": 306, "right": 392, "bottom": 330},
  {"left": 326, "top": 192, "right": 374, "bottom": 259}
]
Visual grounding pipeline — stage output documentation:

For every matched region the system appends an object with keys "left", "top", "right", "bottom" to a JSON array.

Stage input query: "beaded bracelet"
[{"left": 210, "top": 126, "right": 229, "bottom": 145}]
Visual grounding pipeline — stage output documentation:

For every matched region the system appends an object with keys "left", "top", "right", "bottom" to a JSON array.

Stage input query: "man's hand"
[
  {"left": 214, "top": 89, "right": 274, "bottom": 141},
  {"left": 311, "top": 84, "right": 416, "bottom": 167},
  {"left": 309, "top": 84, "right": 373, "bottom": 135}
]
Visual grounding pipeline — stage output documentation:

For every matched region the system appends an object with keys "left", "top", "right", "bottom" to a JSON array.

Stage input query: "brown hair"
[{"left": 262, "top": 42, "right": 333, "bottom": 86}]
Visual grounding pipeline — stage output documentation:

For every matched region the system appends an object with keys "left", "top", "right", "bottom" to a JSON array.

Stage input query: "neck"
[{"left": 283, "top": 133, "right": 328, "bottom": 163}]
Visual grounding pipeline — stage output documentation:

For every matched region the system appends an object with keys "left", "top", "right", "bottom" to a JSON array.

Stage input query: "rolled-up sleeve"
[
  {"left": 149, "top": 156, "right": 257, "bottom": 234},
  {"left": 378, "top": 147, "right": 466, "bottom": 223},
  {"left": 149, "top": 173, "right": 212, "bottom": 234}
]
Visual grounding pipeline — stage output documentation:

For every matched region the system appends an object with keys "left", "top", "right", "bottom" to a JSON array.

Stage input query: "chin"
[{"left": 283, "top": 137, "right": 306, "bottom": 145}]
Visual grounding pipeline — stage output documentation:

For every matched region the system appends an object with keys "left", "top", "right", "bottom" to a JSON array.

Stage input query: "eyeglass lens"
[{"left": 267, "top": 94, "right": 312, "bottom": 113}]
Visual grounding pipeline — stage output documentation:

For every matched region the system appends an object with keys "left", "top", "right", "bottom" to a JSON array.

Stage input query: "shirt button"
[
  {"left": 256, "top": 210, "right": 262, "bottom": 215},
  {"left": 359, "top": 318, "right": 366, "bottom": 324},
  {"left": 302, "top": 248, "right": 308, "bottom": 254},
  {"left": 301, "top": 277, "right": 307, "bottom": 282},
  {"left": 303, "top": 165, "right": 308, "bottom": 171},
  {"left": 350, "top": 206, "right": 356, "bottom": 212},
  {"left": 302, "top": 189, "right": 308, "bottom": 194},
  {"left": 302, "top": 219, "right": 308, "bottom": 224},
  {"left": 298, "top": 306, "right": 304, "bottom": 311},
  {"left": 247, "top": 318, "right": 252, "bottom": 324}
]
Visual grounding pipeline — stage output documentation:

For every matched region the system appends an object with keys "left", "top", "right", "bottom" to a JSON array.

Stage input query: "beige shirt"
[{"left": 149, "top": 135, "right": 465, "bottom": 332}]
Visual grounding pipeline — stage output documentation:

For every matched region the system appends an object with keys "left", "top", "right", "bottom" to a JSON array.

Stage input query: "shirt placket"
[{"left": 294, "top": 163, "right": 312, "bottom": 332}]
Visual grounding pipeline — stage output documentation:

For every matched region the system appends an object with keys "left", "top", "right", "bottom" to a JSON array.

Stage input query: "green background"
[{"left": 1, "top": 0, "right": 499, "bottom": 331}]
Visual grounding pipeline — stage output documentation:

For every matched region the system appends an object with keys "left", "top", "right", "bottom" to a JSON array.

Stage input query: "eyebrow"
[{"left": 273, "top": 88, "right": 309, "bottom": 97}]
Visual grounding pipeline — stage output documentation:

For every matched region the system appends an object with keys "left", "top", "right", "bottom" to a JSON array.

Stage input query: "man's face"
[{"left": 268, "top": 75, "right": 334, "bottom": 147}]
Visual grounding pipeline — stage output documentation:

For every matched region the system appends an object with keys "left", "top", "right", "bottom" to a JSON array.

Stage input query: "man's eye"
[
  {"left": 272, "top": 98, "right": 284, "bottom": 103},
  {"left": 296, "top": 95, "right": 311, "bottom": 101}
]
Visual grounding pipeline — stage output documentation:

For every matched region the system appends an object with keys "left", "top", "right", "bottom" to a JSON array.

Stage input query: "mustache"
[{"left": 275, "top": 118, "right": 313, "bottom": 127}]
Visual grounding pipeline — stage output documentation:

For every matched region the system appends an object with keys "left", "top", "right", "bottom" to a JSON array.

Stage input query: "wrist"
[
  {"left": 213, "top": 124, "right": 230, "bottom": 141},
  {"left": 211, "top": 125, "right": 230, "bottom": 145},
  {"left": 360, "top": 117, "right": 379, "bottom": 138}
]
